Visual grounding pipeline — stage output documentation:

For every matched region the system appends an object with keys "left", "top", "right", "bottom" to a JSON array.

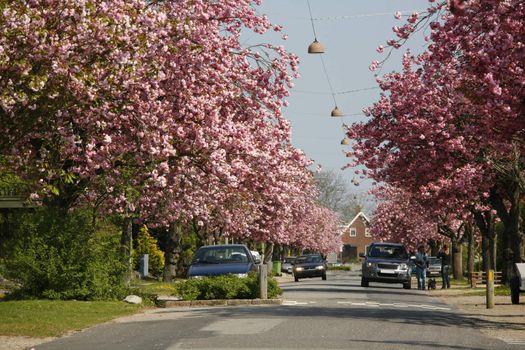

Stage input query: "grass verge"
[
  {"left": 328, "top": 265, "right": 352, "bottom": 271},
  {"left": 130, "top": 280, "right": 178, "bottom": 295},
  {"left": 0, "top": 300, "right": 144, "bottom": 337},
  {"left": 431, "top": 278, "right": 510, "bottom": 296},
  {"left": 462, "top": 285, "right": 510, "bottom": 297}
]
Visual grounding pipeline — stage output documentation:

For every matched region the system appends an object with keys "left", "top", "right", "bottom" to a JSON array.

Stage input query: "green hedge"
[
  {"left": 4, "top": 208, "right": 128, "bottom": 300},
  {"left": 173, "top": 273, "right": 282, "bottom": 300},
  {"left": 327, "top": 265, "right": 352, "bottom": 271}
]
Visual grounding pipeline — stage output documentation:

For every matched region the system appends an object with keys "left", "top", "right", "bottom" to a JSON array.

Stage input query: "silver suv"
[{"left": 360, "top": 243, "right": 412, "bottom": 289}]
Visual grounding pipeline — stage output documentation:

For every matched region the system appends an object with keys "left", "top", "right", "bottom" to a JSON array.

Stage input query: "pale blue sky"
[{"left": 255, "top": 0, "right": 427, "bottom": 193}]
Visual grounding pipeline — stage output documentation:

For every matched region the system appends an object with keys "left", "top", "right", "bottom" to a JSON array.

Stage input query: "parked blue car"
[{"left": 187, "top": 244, "right": 260, "bottom": 278}]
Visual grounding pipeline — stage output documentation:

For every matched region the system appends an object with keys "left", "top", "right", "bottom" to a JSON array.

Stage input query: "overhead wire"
[
  {"left": 319, "top": 54, "right": 338, "bottom": 107},
  {"left": 309, "top": 10, "right": 426, "bottom": 21},
  {"left": 306, "top": 0, "right": 342, "bottom": 113},
  {"left": 306, "top": 0, "right": 319, "bottom": 40},
  {"left": 293, "top": 87, "right": 379, "bottom": 95}
]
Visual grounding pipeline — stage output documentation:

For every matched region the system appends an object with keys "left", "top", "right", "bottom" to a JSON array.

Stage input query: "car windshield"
[
  {"left": 192, "top": 246, "right": 249, "bottom": 264},
  {"left": 296, "top": 255, "right": 323, "bottom": 264},
  {"left": 368, "top": 245, "right": 408, "bottom": 259},
  {"left": 283, "top": 257, "right": 295, "bottom": 264},
  {"left": 428, "top": 257, "right": 442, "bottom": 265}
]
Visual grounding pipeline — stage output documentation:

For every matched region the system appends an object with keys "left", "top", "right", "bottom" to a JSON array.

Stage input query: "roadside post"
[
  {"left": 139, "top": 254, "right": 149, "bottom": 279},
  {"left": 259, "top": 263, "right": 268, "bottom": 299},
  {"left": 486, "top": 269, "right": 494, "bottom": 309}
]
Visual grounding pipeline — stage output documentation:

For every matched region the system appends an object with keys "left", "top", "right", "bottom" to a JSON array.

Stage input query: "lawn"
[
  {"left": 0, "top": 280, "right": 179, "bottom": 338},
  {"left": 435, "top": 278, "right": 510, "bottom": 296},
  {"left": 0, "top": 300, "right": 144, "bottom": 337},
  {"left": 130, "top": 280, "right": 178, "bottom": 295}
]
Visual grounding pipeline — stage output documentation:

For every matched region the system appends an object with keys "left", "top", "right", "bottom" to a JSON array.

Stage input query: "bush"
[
  {"left": 328, "top": 265, "right": 352, "bottom": 271},
  {"left": 132, "top": 225, "right": 164, "bottom": 278},
  {"left": 4, "top": 207, "right": 128, "bottom": 300},
  {"left": 173, "top": 273, "right": 282, "bottom": 300}
]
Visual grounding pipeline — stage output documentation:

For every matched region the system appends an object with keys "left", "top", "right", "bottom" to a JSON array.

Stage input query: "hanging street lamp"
[
  {"left": 331, "top": 106, "right": 343, "bottom": 117},
  {"left": 308, "top": 39, "right": 325, "bottom": 54}
]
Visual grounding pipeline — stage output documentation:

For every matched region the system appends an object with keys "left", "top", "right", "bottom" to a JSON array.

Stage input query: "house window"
[
  {"left": 350, "top": 228, "right": 357, "bottom": 237},
  {"left": 365, "top": 228, "right": 371, "bottom": 237}
]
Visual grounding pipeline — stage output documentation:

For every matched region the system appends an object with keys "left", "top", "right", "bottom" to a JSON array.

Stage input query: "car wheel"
[
  {"left": 294, "top": 275, "right": 299, "bottom": 282},
  {"left": 322, "top": 274, "right": 327, "bottom": 281},
  {"left": 510, "top": 276, "right": 520, "bottom": 304},
  {"left": 361, "top": 277, "right": 369, "bottom": 287},
  {"left": 403, "top": 280, "right": 412, "bottom": 289}
]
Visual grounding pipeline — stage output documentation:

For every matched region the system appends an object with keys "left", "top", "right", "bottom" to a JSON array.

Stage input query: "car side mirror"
[{"left": 359, "top": 253, "right": 365, "bottom": 258}]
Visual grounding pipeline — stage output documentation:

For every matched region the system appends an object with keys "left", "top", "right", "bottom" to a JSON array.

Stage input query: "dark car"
[
  {"left": 360, "top": 242, "right": 412, "bottom": 289},
  {"left": 187, "top": 244, "right": 259, "bottom": 278},
  {"left": 292, "top": 254, "right": 327, "bottom": 282},
  {"left": 426, "top": 256, "right": 442, "bottom": 277}
]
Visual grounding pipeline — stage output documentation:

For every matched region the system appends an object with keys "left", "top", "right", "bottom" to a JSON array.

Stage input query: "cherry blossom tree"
[
  {"left": 369, "top": 187, "right": 440, "bottom": 252},
  {"left": 345, "top": 1, "right": 524, "bottom": 277},
  {"left": 0, "top": 0, "right": 340, "bottom": 279}
]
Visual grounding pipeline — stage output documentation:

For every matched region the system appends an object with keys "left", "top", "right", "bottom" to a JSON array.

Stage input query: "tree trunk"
[
  {"left": 473, "top": 209, "right": 496, "bottom": 272},
  {"left": 466, "top": 223, "right": 475, "bottom": 285},
  {"left": 437, "top": 222, "right": 464, "bottom": 280},
  {"left": 508, "top": 188, "right": 523, "bottom": 264},
  {"left": 120, "top": 216, "right": 133, "bottom": 285},
  {"left": 451, "top": 239, "right": 463, "bottom": 280},
  {"left": 263, "top": 243, "right": 274, "bottom": 265},
  {"left": 163, "top": 221, "right": 183, "bottom": 282},
  {"left": 490, "top": 186, "right": 522, "bottom": 283}
]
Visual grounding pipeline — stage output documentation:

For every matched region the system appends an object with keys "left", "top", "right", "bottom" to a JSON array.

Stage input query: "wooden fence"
[{"left": 470, "top": 271, "right": 503, "bottom": 288}]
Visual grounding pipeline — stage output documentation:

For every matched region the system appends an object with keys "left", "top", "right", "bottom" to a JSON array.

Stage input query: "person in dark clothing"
[{"left": 437, "top": 245, "right": 451, "bottom": 289}]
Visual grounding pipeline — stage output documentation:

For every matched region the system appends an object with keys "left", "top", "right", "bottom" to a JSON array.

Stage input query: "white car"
[
  {"left": 250, "top": 250, "right": 262, "bottom": 264},
  {"left": 281, "top": 256, "right": 296, "bottom": 274}
]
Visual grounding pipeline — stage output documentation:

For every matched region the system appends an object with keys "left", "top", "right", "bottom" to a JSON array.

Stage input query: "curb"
[{"left": 157, "top": 298, "right": 282, "bottom": 308}]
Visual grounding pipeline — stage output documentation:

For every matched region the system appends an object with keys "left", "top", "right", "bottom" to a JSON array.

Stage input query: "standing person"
[
  {"left": 415, "top": 245, "right": 428, "bottom": 290},
  {"left": 437, "top": 245, "right": 451, "bottom": 289}
]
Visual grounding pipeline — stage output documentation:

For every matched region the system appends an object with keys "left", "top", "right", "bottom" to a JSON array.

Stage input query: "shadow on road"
[{"left": 154, "top": 304, "right": 525, "bottom": 333}]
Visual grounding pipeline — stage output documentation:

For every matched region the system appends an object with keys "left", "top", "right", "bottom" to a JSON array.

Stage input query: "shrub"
[
  {"left": 173, "top": 273, "right": 282, "bottom": 300},
  {"left": 132, "top": 225, "right": 164, "bottom": 278},
  {"left": 4, "top": 208, "right": 128, "bottom": 300},
  {"left": 328, "top": 265, "right": 352, "bottom": 271}
]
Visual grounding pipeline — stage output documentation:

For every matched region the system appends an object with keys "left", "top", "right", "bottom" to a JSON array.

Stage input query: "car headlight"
[
  {"left": 189, "top": 275, "right": 203, "bottom": 279},
  {"left": 315, "top": 265, "right": 325, "bottom": 270},
  {"left": 366, "top": 262, "right": 375, "bottom": 268},
  {"left": 235, "top": 273, "right": 248, "bottom": 278},
  {"left": 399, "top": 263, "right": 408, "bottom": 270},
  {"left": 295, "top": 267, "right": 304, "bottom": 271}
]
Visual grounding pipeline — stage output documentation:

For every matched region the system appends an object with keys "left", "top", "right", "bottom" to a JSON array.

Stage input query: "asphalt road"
[{"left": 35, "top": 271, "right": 522, "bottom": 350}]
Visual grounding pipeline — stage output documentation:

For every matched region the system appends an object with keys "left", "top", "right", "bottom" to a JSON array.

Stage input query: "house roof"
[{"left": 342, "top": 211, "right": 370, "bottom": 229}]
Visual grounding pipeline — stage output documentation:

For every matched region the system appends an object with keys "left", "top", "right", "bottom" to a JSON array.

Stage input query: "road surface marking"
[
  {"left": 498, "top": 337, "right": 525, "bottom": 345},
  {"left": 282, "top": 300, "right": 309, "bottom": 305},
  {"left": 200, "top": 318, "right": 282, "bottom": 335},
  {"left": 337, "top": 301, "right": 450, "bottom": 310}
]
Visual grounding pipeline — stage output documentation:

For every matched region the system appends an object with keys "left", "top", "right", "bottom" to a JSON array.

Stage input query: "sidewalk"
[{"left": 428, "top": 285, "right": 525, "bottom": 345}]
